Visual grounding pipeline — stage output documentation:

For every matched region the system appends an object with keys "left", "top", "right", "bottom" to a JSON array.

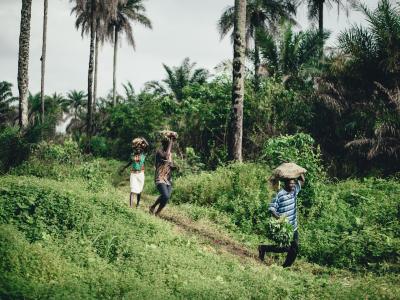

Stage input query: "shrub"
[
  {"left": 174, "top": 163, "right": 400, "bottom": 271},
  {"left": 0, "top": 127, "right": 30, "bottom": 173},
  {"left": 261, "top": 133, "right": 326, "bottom": 210},
  {"left": 174, "top": 163, "right": 274, "bottom": 234},
  {"left": 90, "top": 136, "right": 110, "bottom": 157},
  {"left": 33, "top": 139, "right": 82, "bottom": 164}
]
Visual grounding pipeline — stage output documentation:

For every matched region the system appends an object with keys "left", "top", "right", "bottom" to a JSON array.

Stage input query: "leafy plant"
[{"left": 264, "top": 217, "right": 294, "bottom": 247}]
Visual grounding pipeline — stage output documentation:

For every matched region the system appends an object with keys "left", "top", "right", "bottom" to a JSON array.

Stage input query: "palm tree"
[
  {"left": 122, "top": 81, "right": 135, "bottom": 101},
  {"left": 162, "top": 58, "right": 209, "bottom": 101},
  {"left": 63, "top": 90, "right": 87, "bottom": 120},
  {"left": 301, "top": 0, "right": 357, "bottom": 40},
  {"left": 144, "top": 58, "right": 210, "bottom": 101},
  {"left": 107, "top": 0, "right": 152, "bottom": 106},
  {"left": 229, "top": 0, "right": 247, "bottom": 162},
  {"left": 71, "top": 0, "right": 117, "bottom": 143},
  {"left": 257, "top": 23, "right": 329, "bottom": 82},
  {"left": 40, "top": 0, "right": 48, "bottom": 124},
  {"left": 17, "top": 0, "right": 32, "bottom": 129},
  {"left": 0, "top": 81, "right": 17, "bottom": 126},
  {"left": 28, "top": 92, "right": 64, "bottom": 131},
  {"left": 318, "top": 0, "right": 400, "bottom": 164},
  {"left": 218, "top": 0, "right": 297, "bottom": 89}
]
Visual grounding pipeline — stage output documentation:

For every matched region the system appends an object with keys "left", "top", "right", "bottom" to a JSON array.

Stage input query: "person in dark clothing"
[
  {"left": 258, "top": 174, "right": 305, "bottom": 267},
  {"left": 149, "top": 135, "right": 176, "bottom": 216}
]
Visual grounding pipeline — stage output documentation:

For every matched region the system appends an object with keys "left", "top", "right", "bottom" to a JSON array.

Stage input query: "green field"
[{"left": 1, "top": 152, "right": 398, "bottom": 299}]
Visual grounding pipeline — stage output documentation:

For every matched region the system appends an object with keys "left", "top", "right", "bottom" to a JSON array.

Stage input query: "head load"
[
  {"left": 269, "top": 162, "right": 307, "bottom": 190},
  {"left": 131, "top": 137, "right": 149, "bottom": 153}
]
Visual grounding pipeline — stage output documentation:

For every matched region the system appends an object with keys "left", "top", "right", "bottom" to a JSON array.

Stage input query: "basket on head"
[
  {"left": 270, "top": 162, "right": 307, "bottom": 181},
  {"left": 158, "top": 130, "right": 178, "bottom": 140},
  {"left": 131, "top": 137, "right": 149, "bottom": 151}
]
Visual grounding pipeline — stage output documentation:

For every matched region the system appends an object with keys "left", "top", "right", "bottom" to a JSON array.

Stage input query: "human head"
[{"left": 284, "top": 179, "right": 296, "bottom": 192}]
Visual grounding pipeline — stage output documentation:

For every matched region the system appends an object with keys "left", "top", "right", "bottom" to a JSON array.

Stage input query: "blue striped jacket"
[{"left": 268, "top": 181, "right": 301, "bottom": 231}]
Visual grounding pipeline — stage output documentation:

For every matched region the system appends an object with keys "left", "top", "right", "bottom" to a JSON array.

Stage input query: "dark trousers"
[
  {"left": 150, "top": 183, "right": 172, "bottom": 214},
  {"left": 258, "top": 230, "right": 299, "bottom": 268}
]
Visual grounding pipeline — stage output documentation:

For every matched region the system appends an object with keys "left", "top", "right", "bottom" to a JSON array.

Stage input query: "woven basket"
[
  {"left": 159, "top": 130, "right": 178, "bottom": 140},
  {"left": 271, "top": 162, "right": 307, "bottom": 180},
  {"left": 131, "top": 137, "right": 149, "bottom": 151}
]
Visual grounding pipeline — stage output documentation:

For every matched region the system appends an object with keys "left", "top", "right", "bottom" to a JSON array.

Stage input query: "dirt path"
[
  {"left": 160, "top": 210, "right": 258, "bottom": 262},
  {"left": 138, "top": 194, "right": 261, "bottom": 264}
]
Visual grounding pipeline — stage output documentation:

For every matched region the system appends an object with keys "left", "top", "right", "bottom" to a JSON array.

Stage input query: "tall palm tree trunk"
[
  {"left": 318, "top": 0, "right": 324, "bottom": 56},
  {"left": 254, "top": 39, "right": 260, "bottom": 91},
  {"left": 40, "top": 0, "right": 48, "bottom": 125},
  {"left": 17, "top": 0, "right": 32, "bottom": 129},
  {"left": 112, "top": 26, "right": 118, "bottom": 106},
  {"left": 87, "top": 0, "right": 95, "bottom": 144},
  {"left": 93, "top": 29, "right": 99, "bottom": 113},
  {"left": 318, "top": 0, "right": 324, "bottom": 36},
  {"left": 228, "top": 0, "right": 247, "bottom": 162}
]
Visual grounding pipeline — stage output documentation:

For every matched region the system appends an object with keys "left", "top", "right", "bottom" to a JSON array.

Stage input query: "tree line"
[{"left": 2, "top": 0, "right": 399, "bottom": 176}]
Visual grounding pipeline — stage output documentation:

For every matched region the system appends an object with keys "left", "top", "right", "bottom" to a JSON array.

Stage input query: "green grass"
[
  {"left": 173, "top": 163, "right": 400, "bottom": 272},
  {"left": 1, "top": 175, "right": 399, "bottom": 299}
]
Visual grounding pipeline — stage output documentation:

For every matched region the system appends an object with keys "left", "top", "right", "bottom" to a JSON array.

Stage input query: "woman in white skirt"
[{"left": 121, "top": 138, "right": 148, "bottom": 208}]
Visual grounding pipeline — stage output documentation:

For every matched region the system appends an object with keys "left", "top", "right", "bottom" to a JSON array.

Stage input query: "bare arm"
[
  {"left": 298, "top": 173, "right": 305, "bottom": 187},
  {"left": 119, "top": 161, "right": 131, "bottom": 174},
  {"left": 166, "top": 138, "right": 174, "bottom": 161},
  {"left": 268, "top": 194, "right": 280, "bottom": 219}
]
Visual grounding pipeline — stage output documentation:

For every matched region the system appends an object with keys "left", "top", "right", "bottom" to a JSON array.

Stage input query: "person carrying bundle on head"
[
  {"left": 149, "top": 130, "right": 178, "bottom": 216},
  {"left": 258, "top": 162, "right": 306, "bottom": 268},
  {"left": 120, "top": 137, "right": 149, "bottom": 208}
]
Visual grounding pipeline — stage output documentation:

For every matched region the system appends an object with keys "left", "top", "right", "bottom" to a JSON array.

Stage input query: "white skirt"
[{"left": 130, "top": 172, "right": 145, "bottom": 193}]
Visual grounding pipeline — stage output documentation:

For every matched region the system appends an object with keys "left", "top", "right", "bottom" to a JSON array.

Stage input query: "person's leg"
[
  {"left": 136, "top": 193, "right": 141, "bottom": 207},
  {"left": 149, "top": 196, "right": 160, "bottom": 213},
  {"left": 258, "top": 244, "right": 289, "bottom": 261},
  {"left": 150, "top": 184, "right": 167, "bottom": 213},
  {"left": 155, "top": 184, "right": 171, "bottom": 215},
  {"left": 282, "top": 231, "right": 299, "bottom": 268},
  {"left": 129, "top": 192, "right": 134, "bottom": 208}
]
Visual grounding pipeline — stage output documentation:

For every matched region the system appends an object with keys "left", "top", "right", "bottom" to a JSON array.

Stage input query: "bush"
[
  {"left": 0, "top": 127, "right": 30, "bottom": 173},
  {"left": 90, "top": 136, "right": 110, "bottom": 157},
  {"left": 10, "top": 140, "right": 122, "bottom": 190},
  {"left": 33, "top": 139, "right": 82, "bottom": 164},
  {"left": 262, "top": 133, "right": 326, "bottom": 210},
  {"left": 174, "top": 163, "right": 400, "bottom": 271},
  {"left": 174, "top": 163, "right": 274, "bottom": 234},
  {"left": 301, "top": 178, "right": 400, "bottom": 271},
  {"left": 2, "top": 175, "right": 391, "bottom": 299}
]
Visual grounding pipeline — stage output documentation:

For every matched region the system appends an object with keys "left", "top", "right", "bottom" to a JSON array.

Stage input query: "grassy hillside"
[
  {"left": 173, "top": 163, "right": 400, "bottom": 272},
  {"left": 0, "top": 141, "right": 399, "bottom": 299},
  {"left": 0, "top": 175, "right": 398, "bottom": 299}
]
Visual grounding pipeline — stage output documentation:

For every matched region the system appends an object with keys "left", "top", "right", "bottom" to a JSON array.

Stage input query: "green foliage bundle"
[{"left": 264, "top": 217, "right": 294, "bottom": 247}]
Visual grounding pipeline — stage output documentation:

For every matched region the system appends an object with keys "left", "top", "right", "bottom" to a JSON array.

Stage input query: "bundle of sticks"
[
  {"left": 159, "top": 130, "right": 178, "bottom": 140},
  {"left": 131, "top": 137, "right": 149, "bottom": 152}
]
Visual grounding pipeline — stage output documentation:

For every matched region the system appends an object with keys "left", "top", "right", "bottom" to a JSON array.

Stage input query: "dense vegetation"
[
  {"left": 2, "top": 2, "right": 399, "bottom": 176},
  {"left": 0, "top": 142, "right": 399, "bottom": 299},
  {"left": 1, "top": 0, "right": 400, "bottom": 298}
]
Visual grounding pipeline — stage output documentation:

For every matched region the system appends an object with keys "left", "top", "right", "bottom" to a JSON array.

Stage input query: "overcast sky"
[{"left": 0, "top": 0, "right": 378, "bottom": 98}]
